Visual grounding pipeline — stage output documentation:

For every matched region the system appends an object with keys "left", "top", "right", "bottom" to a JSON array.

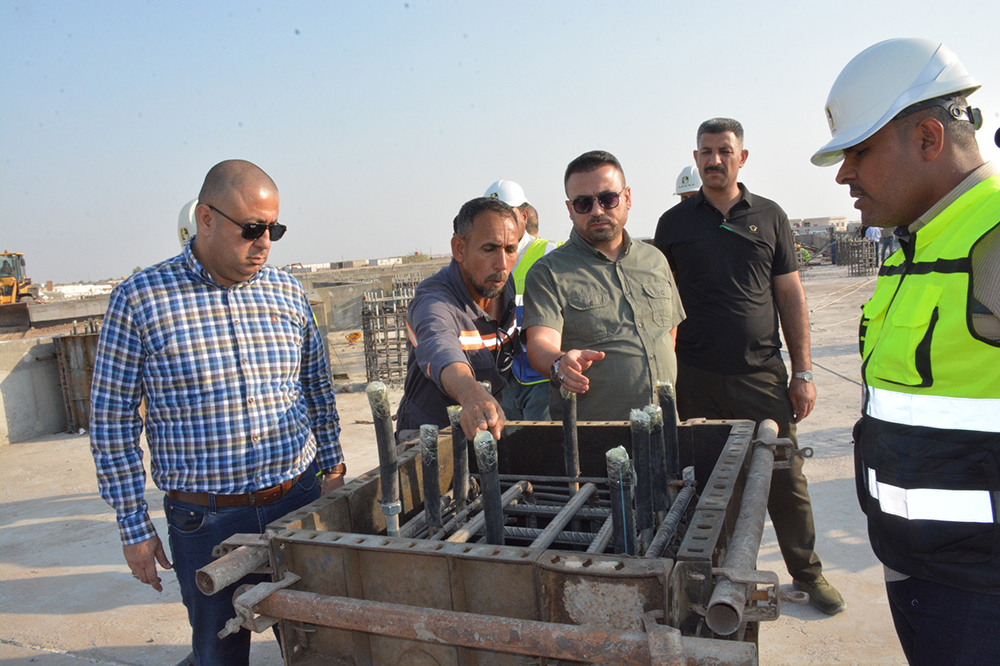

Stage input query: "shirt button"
[
  {"left": 252, "top": 434, "right": 260, "bottom": 442},
  {"left": 234, "top": 319, "right": 240, "bottom": 325},
  {"left": 637, "top": 323, "right": 643, "bottom": 328},
  {"left": 242, "top": 358, "right": 249, "bottom": 365},
  {"left": 247, "top": 397, "right": 254, "bottom": 405}
]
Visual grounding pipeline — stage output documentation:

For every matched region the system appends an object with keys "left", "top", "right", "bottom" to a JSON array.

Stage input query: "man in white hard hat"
[
  {"left": 814, "top": 38, "right": 999, "bottom": 663},
  {"left": 484, "top": 180, "right": 560, "bottom": 420},
  {"left": 674, "top": 165, "right": 701, "bottom": 201},
  {"left": 654, "top": 118, "right": 844, "bottom": 615}
]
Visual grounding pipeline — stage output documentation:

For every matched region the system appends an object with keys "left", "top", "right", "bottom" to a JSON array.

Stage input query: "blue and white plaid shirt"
[{"left": 90, "top": 242, "right": 342, "bottom": 545}]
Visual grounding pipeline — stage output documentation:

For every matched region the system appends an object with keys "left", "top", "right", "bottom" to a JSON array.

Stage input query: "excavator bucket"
[{"left": 0, "top": 302, "right": 31, "bottom": 332}]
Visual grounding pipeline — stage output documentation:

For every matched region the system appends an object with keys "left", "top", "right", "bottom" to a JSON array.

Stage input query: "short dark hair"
[
  {"left": 563, "top": 150, "right": 626, "bottom": 189},
  {"left": 894, "top": 95, "right": 977, "bottom": 151},
  {"left": 453, "top": 197, "right": 516, "bottom": 238},
  {"left": 523, "top": 203, "right": 539, "bottom": 235},
  {"left": 697, "top": 118, "right": 745, "bottom": 147}
]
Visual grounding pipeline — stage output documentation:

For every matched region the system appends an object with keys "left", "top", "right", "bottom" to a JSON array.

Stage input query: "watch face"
[{"left": 796, "top": 371, "right": 813, "bottom": 382}]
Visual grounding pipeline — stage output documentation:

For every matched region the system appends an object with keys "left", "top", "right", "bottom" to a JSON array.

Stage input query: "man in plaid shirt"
[{"left": 90, "top": 160, "right": 345, "bottom": 665}]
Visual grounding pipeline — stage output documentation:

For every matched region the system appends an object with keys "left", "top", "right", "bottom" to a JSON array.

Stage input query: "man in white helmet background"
[
  {"left": 484, "top": 180, "right": 560, "bottom": 421},
  {"left": 814, "top": 38, "right": 1000, "bottom": 664},
  {"left": 674, "top": 165, "right": 701, "bottom": 201},
  {"left": 654, "top": 118, "right": 844, "bottom": 615}
]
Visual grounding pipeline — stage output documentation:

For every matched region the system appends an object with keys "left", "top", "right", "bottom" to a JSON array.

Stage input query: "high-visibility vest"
[
  {"left": 857, "top": 174, "right": 1000, "bottom": 591},
  {"left": 512, "top": 237, "right": 560, "bottom": 384}
]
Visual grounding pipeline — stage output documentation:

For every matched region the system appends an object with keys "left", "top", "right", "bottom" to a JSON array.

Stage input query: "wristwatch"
[
  {"left": 321, "top": 462, "right": 347, "bottom": 476},
  {"left": 550, "top": 354, "right": 565, "bottom": 385},
  {"left": 792, "top": 370, "right": 814, "bottom": 383}
]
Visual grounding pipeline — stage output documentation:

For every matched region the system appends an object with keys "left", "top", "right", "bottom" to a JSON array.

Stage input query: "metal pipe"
[
  {"left": 644, "top": 404, "right": 669, "bottom": 519},
  {"left": 243, "top": 588, "right": 756, "bottom": 665},
  {"left": 446, "top": 481, "right": 527, "bottom": 543},
  {"left": 706, "top": 419, "right": 779, "bottom": 636},
  {"left": 472, "top": 431, "right": 504, "bottom": 544},
  {"left": 606, "top": 446, "right": 636, "bottom": 555},
  {"left": 585, "top": 514, "right": 615, "bottom": 554},
  {"left": 367, "top": 381, "right": 401, "bottom": 537},
  {"left": 560, "top": 387, "right": 580, "bottom": 495},
  {"left": 630, "top": 409, "right": 654, "bottom": 550},
  {"left": 419, "top": 425, "right": 443, "bottom": 530},
  {"left": 657, "top": 382, "right": 681, "bottom": 487},
  {"left": 529, "top": 483, "right": 597, "bottom": 550},
  {"left": 195, "top": 544, "right": 268, "bottom": 596},
  {"left": 447, "top": 405, "right": 469, "bottom": 509},
  {"left": 502, "top": 525, "right": 595, "bottom": 547}
]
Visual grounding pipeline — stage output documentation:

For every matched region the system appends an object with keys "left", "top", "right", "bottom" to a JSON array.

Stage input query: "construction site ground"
[{"left": 0, "top": 263, "right": 906, "bottom": 665}]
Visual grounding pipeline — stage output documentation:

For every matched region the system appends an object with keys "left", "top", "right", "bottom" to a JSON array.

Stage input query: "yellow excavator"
[{"left": 0, "top": 251, "right": 38, "bottom": 330}]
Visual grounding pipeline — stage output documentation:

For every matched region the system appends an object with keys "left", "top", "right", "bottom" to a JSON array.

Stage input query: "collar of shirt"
[
  {"left": 693, "top": 182, "right": 754, "bottom": 216},
  {"left": 905, "top": 162, "right": 998, "bottom": 237}
]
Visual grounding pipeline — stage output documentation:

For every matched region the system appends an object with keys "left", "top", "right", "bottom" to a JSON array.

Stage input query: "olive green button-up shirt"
[{"left": 523, "top": 229, "right": 685, "bottom": 421}]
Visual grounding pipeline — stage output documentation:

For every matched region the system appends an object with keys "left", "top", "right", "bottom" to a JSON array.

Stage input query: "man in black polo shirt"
[
  {"left": 654, "top": 117, "right": 844, "bottom": 615},
  {"left": 396, "top": 197, "right": 519, "bottom": 441}
]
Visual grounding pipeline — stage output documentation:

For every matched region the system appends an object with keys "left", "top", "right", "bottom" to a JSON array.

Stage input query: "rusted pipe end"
[
  {"left": 705, "top": 598, "right": 742, "bottom": 636},
  {"left": 629, "top": 409, "right": 651, "bottom": 433},
  {"left": 446, "top": 405, "right": 462, "bottom": 427},
  {"left": 473, "top": 431, "right": 498, "bottom": 469},
  {"left": 643, "top": 404, "right": 663, "bottom": 427},
  {"left": 420, "top": 425, "right": 439, "bottom": 461},
  {"left": 756, "top": 419, "right": 780, "bottom": 443},
  {"left": 366, "top": 381, "right": 391, "bottom": 419}
]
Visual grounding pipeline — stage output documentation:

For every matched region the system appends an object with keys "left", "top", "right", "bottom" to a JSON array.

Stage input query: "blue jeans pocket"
[{"left": 165, "top": 498, "right": 207, "bottom": 534}]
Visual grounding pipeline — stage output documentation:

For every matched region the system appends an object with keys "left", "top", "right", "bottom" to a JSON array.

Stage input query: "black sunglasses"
[
  {"left": 570, "top": 186, "right": 626, "bottom": 215},
  {"left": 207, "top": 205, "right": 287, "bottom": 242}
]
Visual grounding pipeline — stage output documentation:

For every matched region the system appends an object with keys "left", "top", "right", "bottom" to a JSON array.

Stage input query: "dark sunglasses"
[
  {"left": 570, "top": 186, "right": 626, "bottom": 215},
  {"left": 207, "top": 205, "right": 287, "bottom": 241}
]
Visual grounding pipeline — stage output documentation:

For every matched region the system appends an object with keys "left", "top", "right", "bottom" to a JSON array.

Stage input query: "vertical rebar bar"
[
  {"left": 473, "top": 431, "right": 504, "bottom": 545},
  {"left": 420, "top": 425, "right": 443, "bottom": 531},
  {"left": 657, "top": 381, "right": 681, "bottom": 502},
  {"left": 630, "top": 409, "right": 654, "bottom": 550},
  {"left": 644, "top": 404, "right": 669, "bottom": 521},
  {"left": 367, "top": 381, "right": 401, "bottom": 537},
  {"left": 560, "top": 387, "right": 580, "bottom": 495},
  {"left": 447, "top": 406, "right": 470, "bottom": 509},
  {"left": 606, "top": 446, "right": 636, "bottom": 555}
]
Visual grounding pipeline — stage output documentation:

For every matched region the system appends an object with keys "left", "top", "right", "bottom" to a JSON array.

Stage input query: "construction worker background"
[
  {"left": 814, "top": 38, "right": 1000, "bottom": 665},
  {"left": 484, "top": 180, "right": 560, "bottom": 421},
  {"left": 674, "top": 165, "right": 701, "bottom": 201}
]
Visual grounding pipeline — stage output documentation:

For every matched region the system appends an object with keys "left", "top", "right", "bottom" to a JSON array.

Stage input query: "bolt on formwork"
[{"left": 361, "top": 287, "right": 415, "bottom": 383}]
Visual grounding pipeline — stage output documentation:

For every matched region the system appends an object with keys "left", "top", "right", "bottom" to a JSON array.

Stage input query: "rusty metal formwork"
[
  {"left": 52, "top": 321, "right": 102, "bottom": 432},
  {"left": 361, "top": 288, "right": 414, "bottom": 384},
  {"left": 201, "top": 417, "right": 805, "bottom": 665}
]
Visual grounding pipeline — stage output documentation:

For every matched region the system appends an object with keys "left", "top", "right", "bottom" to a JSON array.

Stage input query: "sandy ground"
[{"left": 0, "top": 263, "right": 906, "bottom": 665}]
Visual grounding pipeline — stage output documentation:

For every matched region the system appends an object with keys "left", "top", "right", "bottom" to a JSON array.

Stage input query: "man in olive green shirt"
[{"left": 523, "top": 150, "right": 685, "bottom": 420}]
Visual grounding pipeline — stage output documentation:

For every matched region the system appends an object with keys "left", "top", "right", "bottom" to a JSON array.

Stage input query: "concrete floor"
[{"left": 0, "top": 263, "right": 906, "bottom": 665}]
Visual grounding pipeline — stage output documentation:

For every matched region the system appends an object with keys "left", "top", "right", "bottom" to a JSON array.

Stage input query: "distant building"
[{"left": 788, "top": 216, "right": 848, "bottom": 233}]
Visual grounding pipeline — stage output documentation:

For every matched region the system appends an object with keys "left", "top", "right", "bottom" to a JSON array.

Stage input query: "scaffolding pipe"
[
  {"left": 706, "top": 420, "right": 780, "bottom": 636},
  {"left": 419, "top": 425, "right": 443, "bottom": 530},
  {"left": 367, "top": 381, "right": 400, "bottom": 537}
]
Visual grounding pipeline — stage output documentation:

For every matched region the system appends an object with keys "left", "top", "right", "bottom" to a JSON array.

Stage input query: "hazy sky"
[{"left": 4, "top": 1, "right": 1000, "bottom": 284}]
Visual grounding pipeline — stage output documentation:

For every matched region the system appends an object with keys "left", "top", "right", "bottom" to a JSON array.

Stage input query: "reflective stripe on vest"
[
  {"left": 866, "top": 385, "right": 1000, "bottom": 433},
  {"left": 408, "top": 322, "right": 516, "bottom": 351},
  {"left": 867, "top": 468, "right": 996, "bottom": 523}
]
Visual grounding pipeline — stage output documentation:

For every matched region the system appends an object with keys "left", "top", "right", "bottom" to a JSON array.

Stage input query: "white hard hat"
[
  {"left": 674, "top": 166, "right": 701, "bottom": 195},
  {"left": 812, "top": 38, "right": 981, "bottom": 167},
  {"left": 178, "top": 199, "right": 198, "bottom": 247},
  {"left": 484, "top": 180, "right": 528, "bottom": 207}
]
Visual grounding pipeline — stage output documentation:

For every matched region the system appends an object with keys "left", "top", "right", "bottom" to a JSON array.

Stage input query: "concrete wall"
[
  {"left": 0, "top": 337, "right": 67, "bottom": 446},
  {"left": 28, "top": 296, "right": 109, "bottom": 325}
]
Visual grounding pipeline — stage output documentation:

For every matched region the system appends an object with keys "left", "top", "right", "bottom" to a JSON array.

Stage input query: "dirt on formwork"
[{"left": 0, "top": 263, "right": 905, "bottom": 665}]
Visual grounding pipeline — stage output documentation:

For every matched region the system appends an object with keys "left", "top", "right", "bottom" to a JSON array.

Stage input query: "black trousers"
[{"left": 675, "top": 360, "right": 823, "bottom": 582}]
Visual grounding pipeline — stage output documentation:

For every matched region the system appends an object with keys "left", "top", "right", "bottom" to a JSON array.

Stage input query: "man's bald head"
[{"left": 198, "top": 160, "right": 277, "bottom": 205}]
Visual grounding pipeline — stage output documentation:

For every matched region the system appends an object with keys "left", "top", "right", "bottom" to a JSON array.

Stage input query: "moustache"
[
  {"left": 704, "top": 166, "right": 725, "bottom": 173},
  {"left": 484, "top": 272, "right": 506, "bottom": 283},
  {"left": 587, "top": 215, "right": 613, "bottom": 226},
  {"left": 849, "top": 186, "right": 867, "bottom": 198}
]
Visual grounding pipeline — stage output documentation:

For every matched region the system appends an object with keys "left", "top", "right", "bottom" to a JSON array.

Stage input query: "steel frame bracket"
[
  {"left": 755, "top": 437, "right": 814, "bottom": 469},
  {"left": 643, "top": 611, "right": 686, "bottom": 666},
  {"left": 711, "top": 566, "right": 781, "bottom": 623},
  {"left": 218, "top": 571, "right": 302, "bottom": 639}
]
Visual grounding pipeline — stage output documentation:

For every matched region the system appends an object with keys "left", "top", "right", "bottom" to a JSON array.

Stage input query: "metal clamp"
[
  {"left": 755, "top": 436, "right": 813, "bottom": 469},
  {"left": 380, "top": 500, "right": 402, "bottom": 516},
  {"left": 218, "top": 571, "right": 302, "bottom": 639},
  {"left": 711, "top": 566, "right": 782, "bottom": 623}
]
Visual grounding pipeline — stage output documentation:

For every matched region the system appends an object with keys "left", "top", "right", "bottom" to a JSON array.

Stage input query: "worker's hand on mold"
[
  {"left": 441, "top": 361, "right": 506, "bottom": 440},
  {"left": 788, "top": 377, "right": 817, "bottom": 423},
  {"left": 554, "top": 349, "right": 605, "bottom": 395},
  {"left": 124, "top": 535, "right": 172, "bottom": 592}
]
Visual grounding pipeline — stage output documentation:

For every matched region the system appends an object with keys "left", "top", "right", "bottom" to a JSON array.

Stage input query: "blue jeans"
[
  {"left": 887, "top": 576, "right": 1000, "bottom": 665},
  {"left": 165, "top": 466, "right": 321, "bottom": 666},
  {"left": 501, "top": 379, "right": 552, "bottom": 421}
]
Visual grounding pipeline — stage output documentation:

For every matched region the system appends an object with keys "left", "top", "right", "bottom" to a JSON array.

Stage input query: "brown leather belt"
[{"left": 167, "top": 472, "right": 305, "bottom": 508}]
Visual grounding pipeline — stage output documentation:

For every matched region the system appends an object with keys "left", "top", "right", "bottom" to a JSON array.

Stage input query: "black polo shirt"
[{"left": 653, "top": 184, "right": 798, "bottom": 374}]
